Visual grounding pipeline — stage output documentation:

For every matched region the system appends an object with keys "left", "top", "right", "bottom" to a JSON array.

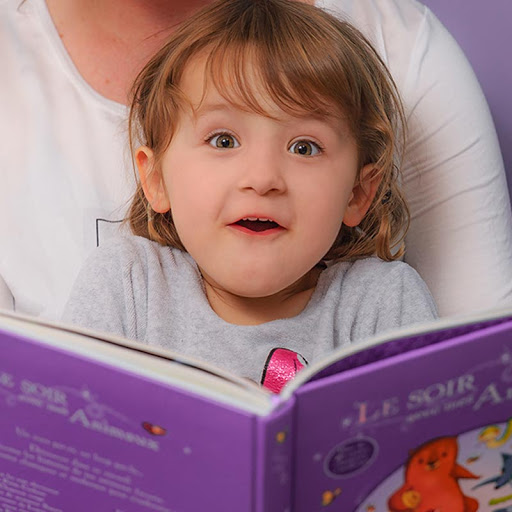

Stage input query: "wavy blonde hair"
[{"left": 128, "top": 0, "right": 409, "bottom": 261}]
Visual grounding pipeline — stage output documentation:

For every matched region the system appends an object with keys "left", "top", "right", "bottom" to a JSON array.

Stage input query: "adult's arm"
[
  {"left": 0, "top": 275, "right": 14, "bottom": 311},
  {"left": 326, "top": 0, "right": 512, "bottom": 316},
  {"left": 400, "top": 4, "right": 512, "bottom": 316}
]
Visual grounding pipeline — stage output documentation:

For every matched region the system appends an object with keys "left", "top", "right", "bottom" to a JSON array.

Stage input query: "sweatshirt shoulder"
[
  {"left": 332, "top": 257, "right": 434, "bottom": 303},
  {"left": 346, "top": 258, "right": 437, "bottom": 316},
  {"left": 343, "top": 257, "right": 419, "bottom": 282},
  {"left": 92, "top": 235, "right": 171, "bottom": 265}
]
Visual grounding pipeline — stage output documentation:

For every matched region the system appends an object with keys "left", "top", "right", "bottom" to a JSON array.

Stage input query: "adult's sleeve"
[
  {"left": 401, "top": 6, "right": 512, "bottom": 316},
  {"left": 0, "top": 274, "right": 14, "bottom": 311}
]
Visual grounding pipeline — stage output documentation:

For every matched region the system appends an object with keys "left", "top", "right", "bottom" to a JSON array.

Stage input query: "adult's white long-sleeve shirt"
[{"left": 0, "top": 0, "right": 511, "bottom": 319}]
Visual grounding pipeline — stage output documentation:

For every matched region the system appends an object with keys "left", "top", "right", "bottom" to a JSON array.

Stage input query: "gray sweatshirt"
[{"left": 63, "top": 235, "right": 437, "bottom": 383}]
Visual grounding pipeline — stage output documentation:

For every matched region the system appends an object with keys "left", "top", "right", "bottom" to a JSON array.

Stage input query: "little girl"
[{"left": 63, "top": 0, "right": 437, "bottom": 390}]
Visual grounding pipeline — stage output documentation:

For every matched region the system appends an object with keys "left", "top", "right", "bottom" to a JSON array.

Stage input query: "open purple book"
[{"left": 1, "top": 308, "right": 511, "bottom": 512}]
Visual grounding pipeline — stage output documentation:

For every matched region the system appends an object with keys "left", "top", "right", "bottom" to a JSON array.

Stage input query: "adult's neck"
[
  {"left": 48, "top": 0, "right": 209, "bottom": 39},
  {"left": 45, "top": 0, "right": 212, "bottom": 104}
]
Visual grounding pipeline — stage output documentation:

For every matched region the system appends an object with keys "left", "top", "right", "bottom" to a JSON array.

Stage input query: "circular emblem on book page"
[{"left": 324, "top": 436, "right": 379, "bottom": 478}]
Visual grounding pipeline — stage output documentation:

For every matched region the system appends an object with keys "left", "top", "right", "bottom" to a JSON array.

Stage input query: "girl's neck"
[
  {"left": 45, "top": 0, "right": 211, "bottom": 104},
  {"left": 202, "top": 267, "right": 323, "bottom": 326}
]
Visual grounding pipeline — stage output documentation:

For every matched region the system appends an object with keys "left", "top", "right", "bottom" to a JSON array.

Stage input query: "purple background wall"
[{"left": 420, "top": 0, "right": 512, "bottom": 199}]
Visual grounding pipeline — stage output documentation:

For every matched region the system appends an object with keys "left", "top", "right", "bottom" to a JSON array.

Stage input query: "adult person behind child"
[{"left": 0, "top": 0, "right": 511, "bottom": 320}]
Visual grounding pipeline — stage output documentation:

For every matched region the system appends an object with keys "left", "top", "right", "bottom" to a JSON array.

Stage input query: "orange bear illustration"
[{"left": 388, "top": 436, "right": 479, "bottom": 512}]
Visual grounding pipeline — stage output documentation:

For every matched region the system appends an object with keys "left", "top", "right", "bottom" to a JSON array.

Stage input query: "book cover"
[
  {"left": 290, "top": 319, "right": 512, "bottom": 511},
  {"left": 1, "top": 309, "right": 512, "bottom": 511},
  {"left": 0, "top": 322, "right": 265, "bottom": 511}
]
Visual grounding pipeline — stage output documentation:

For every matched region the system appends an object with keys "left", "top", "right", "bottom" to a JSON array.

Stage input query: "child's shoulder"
[
  {"left": 329, "top": 257, "right": 434, "bottom": 303},
  {"left": 92, "top": 234, "right": 171, "bottom": 260},
  {"left": 327, "top": 257, "right": 438, "bottom": 327},
  {"left": 330, "top": 257, "right": 422, "bottom": 285},
  {"left": 356, "top": 257, "right": 421, "bottom": 277},
  {"left": 84, "top": 235, "right": 190, "bottom": 275}
]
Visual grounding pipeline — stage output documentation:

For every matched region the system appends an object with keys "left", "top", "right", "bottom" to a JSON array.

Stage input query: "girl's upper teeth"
[{"left": 243, "top": 217, "right": 271, "bottom": 222}]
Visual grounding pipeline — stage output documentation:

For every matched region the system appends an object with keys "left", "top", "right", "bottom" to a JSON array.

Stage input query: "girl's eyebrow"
[
  {"left": 192, "top": 101, "right": 349, "bottom": 135},
  {"left": 192, "top": 103, "right": 235, "bottom": 120},
  {"left": 194, "top": 104, "right": 333, "bottom": 122}
]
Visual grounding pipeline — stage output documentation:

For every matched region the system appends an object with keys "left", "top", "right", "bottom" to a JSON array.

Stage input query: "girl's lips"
[{"left": 228, "top": 222, "right": 286, "bottom": 236}]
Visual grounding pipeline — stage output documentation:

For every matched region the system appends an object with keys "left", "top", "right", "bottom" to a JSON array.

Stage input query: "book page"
[
  {"left": 0, "top": 311, "right": 274, "bottom": 415},
  {"left": 281, "top": 306, "right": 512, "bottom": 400}
]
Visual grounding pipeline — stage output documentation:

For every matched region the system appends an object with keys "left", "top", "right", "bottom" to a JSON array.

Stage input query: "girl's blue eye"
[
  {"left": 289, "top": 140, "right": 322, "bottom": 156},
  {"left": 208, "top": 133, "right": 240, "bottom": 149}
]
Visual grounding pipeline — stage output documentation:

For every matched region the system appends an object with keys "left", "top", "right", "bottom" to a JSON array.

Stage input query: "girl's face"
[{"left": 136, "top": 61, "right": 378, "bottom": 307}]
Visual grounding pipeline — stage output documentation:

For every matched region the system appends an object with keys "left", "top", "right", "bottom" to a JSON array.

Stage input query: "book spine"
[{"left": 253, "top": 396, "right": 296, "bottom": 512}]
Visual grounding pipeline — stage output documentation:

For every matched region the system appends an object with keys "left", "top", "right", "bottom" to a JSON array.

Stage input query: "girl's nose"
[{"left": 239, "top": 148, "right": 287, "bottom": 196}]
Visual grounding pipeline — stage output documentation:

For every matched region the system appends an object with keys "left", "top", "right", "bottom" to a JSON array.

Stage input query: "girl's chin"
[
  {"left": 198, "top": 263, "right": 321, "bottom": 299},
  {"left": 219, "top": 284, "right": 291, "bottom": 300},
  {"left": 204, "top": 277, "right": 296, "bottom": 299},
  {"left": 212, "top": 274, "right": 319, "bottom": 301}
]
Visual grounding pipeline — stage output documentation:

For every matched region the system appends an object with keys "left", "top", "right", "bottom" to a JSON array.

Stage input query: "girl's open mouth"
[
  {"left": 230, "top": 217, "right": 284, "bottom": 235},
  {"left": 235, "top": 218, "right": 280, "bottom": 232}
]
